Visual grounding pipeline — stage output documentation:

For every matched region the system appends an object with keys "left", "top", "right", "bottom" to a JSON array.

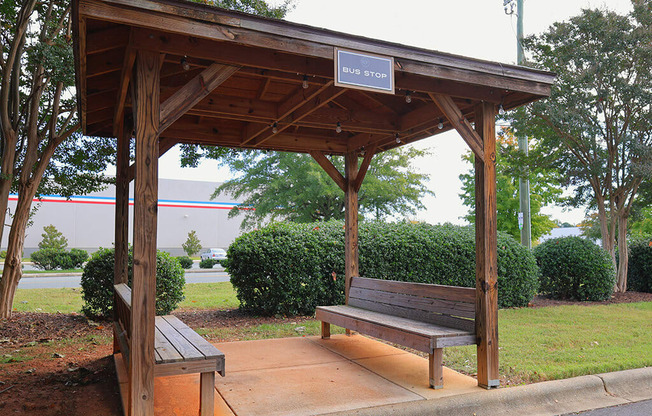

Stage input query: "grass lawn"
[
  {"left": 22, "top": 268, "right": 83, "bottom": 274},
  {"left": 11, "top": 282, "right": 652, "bottom": 384}
]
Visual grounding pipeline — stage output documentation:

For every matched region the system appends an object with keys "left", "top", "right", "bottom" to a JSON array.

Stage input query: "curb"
[{"left": 326, "top": 367, "right": 652, "bottom": 416}]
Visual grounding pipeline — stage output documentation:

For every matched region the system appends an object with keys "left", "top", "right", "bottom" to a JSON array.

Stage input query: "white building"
[{"left": 3, "top": 179, "right": 244, "bottom": 256}]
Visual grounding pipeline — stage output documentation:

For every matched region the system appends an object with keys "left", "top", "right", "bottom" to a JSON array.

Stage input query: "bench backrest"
[
  {"left": 114, "top": 283, "right": 132, "bottom": 352},
  {"left": 348, "top": 277, "right": 476, "bottom": 332}
]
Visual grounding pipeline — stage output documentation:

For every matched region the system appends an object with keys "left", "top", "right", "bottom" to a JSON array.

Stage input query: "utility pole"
[{"left": 505, "top": 0, "right": 531, "bottom": 248}]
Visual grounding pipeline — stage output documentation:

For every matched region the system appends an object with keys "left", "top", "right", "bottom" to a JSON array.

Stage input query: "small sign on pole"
[
  {"left": 334, "top": 48, "right": 394, "bottom": 94},
  {"left": 518, "top": 212, "right": 524, "bottom": 230}
]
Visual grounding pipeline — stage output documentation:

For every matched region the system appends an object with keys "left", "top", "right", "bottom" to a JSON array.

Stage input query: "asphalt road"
[
  {"left": 18, "top": 270, "right": 231, "bottom": 289},
  {"left": 572, "top": 400, "right": 652, "bottom": 415}
]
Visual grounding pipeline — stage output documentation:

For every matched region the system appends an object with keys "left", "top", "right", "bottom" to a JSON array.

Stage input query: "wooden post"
[
  {"left": 474, "top": 101, "right": 500, "bottom": 389},
  {"left": 130, "top": 49, "right": 160, "bottom": 416},
  {"left": 114, "top": 117, "right": 130, "bottom": 287},
  {"left": 344, "top": 151, "right": 359, "bottom": 306}
]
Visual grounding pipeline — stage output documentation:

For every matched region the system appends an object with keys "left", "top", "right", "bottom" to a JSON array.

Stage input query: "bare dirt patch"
[{"left": 529, "top": 291, "right": 652, "bottom": 308}]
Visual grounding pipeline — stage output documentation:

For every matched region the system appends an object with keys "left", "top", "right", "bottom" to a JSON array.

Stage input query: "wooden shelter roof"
[{"left": 74, "top": 0, "right": 555, "bottom": 156}]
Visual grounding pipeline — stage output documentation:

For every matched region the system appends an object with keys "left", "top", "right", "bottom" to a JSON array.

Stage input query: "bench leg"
[
  {"left": 429, "top": 349, "right": 444, "bottom": 389},
  {"left": 321, "top": 321, "right": 331, "bottom": 339},
  {"left": 200, "top": 372, "right": 215, "bottom": 416}
]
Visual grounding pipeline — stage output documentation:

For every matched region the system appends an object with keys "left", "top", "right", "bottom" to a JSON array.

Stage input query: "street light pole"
[{"left": 505, "top": 0, "right": 531, "bottom": 248}]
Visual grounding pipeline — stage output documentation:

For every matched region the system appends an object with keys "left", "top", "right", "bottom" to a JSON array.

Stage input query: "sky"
[{"left": 151, "top": 0, "right": 635, "bottom": 227}]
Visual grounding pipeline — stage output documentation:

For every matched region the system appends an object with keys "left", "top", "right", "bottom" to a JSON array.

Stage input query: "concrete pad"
[
  {"left": 309, "top": 334, "right": 410, "bottom": 360},
  {"left": 155, "top": 374, "right": 234, "bottom": 416},
  {"left": 216, "top": 337, "right": 343, "bottom": 372},
  {"left": 598, "top": 367, "right": 652, "bottom": 402},
  {"left": 215, "top": 361, "right": 422, "bottom": 416},
  {"left": 355, "top": 353, "right": 480, "bottom": 399}
]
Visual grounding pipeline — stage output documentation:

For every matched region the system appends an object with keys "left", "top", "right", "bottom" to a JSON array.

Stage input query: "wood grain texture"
[
  {"left": 200, "top": 372, "right": 215, "bottom": 416},
  {"left": 114, "top": 120, "right": 130, "bottom": 287},
  {"left": 353, "top": 144, "right": 376, "bottom": 192},
  {"left": 130, "top": 49, "right": 160, "bottom": 416},
  {"left": 344, "top": 151, "right": 359, "bottom": 305},
  {"left": 474, "top": 101, "right": 500, "bottom": 389},
  {"left": 430, "top": 349, "right": 443, "bottom": 389},
  {"left": 430, "top": 93, "right": 484, "bottom": 159},
  {"left": 310, "top": 151, "right": 345, "bottom": 192},
  {"left": 159, "top": 63, "right": 240, "bottom": 133}
]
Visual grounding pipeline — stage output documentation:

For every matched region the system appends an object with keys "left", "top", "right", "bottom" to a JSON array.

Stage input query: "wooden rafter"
[
  {"left": 112, "top": 33, "right": 136, "bottom": 137},
  {"left": 159, "top": 63, "right": 240, "bottom": 133},
  {"left": 243, "top": 82, "right": 346, "bottom": 146},
  {"left": 310, "top": 151, "right": 345, "bottom": 192},
  {"left": 429, "top": 93, "right": 484, "bottom": 159}
]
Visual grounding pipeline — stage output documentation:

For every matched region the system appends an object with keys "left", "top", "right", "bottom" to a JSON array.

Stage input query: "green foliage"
[
  {"left": 81, "top": 248, "right": 185, "bottom": 318},
  {"left": 212, "top": 149, "right": 432, "bottom": 230},
  {"left": 628, "top": 237, "right": 652, "bottom": 293},
  {"left": 38, "top": 224, "right": 68, "bottom": 251},
  {"left": 227, "top": 221, "right": 540, "bottom": 316},
  {"left": 199, "top": 258, "right": 217, "bottom": 268},
  {"left": 0, "top": 251, "right": 6, "bottom": 258},
  {"left": 459, "top": 131, "right": 561, "bottom": 243},
  {"left": 175, "top": 256, "right": 194, "bottom": 269},
  {"left": 31, "top": 248, "right": 88, "bottom": 270},
  {"left": 182, "top": 230, "right": 202, "bottom": 257},
  {"left": 511, "top": 6, "right": 652, "bottom": 283},
  {"left": 533, "top": 237, "right": 615, "bottom": 301},
  {"left": 191, "top": 0, "right": 293, "bottom": 18}
]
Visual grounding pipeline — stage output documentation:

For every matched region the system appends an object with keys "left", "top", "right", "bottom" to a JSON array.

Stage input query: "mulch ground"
[{"left": 1, "top": 292, "right": 651, "bottom": 415}]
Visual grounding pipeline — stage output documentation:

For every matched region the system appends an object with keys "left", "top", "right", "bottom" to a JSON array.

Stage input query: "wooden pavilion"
[{"left": 72, "top": 0, "right": 554, "bottom": 414}]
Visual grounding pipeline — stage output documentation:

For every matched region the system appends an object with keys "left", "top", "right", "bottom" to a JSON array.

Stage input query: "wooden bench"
[
  {"left": 316, "top": 277, "right": 477, "bottom": 389},
  {"left": 113, "top": 283, "right": 225, "bottom": 416}
]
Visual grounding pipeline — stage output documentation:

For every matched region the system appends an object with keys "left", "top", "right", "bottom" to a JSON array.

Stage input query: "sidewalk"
[{"left": 151, "top": 334, "right": 652, "bottom": 416}]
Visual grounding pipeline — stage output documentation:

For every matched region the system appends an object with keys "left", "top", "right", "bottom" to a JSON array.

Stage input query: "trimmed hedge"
[
  {"left": 176, "top": 256, "right": 194, "bottom": 269},
  {"left": 628, "top": 237, "right": 652, "bottom": 293},
  {"left": 81, "top": 248, "right": 185, "bottom": 318},
  {"left": 199, "top": 259, "right": 217, "bottom": 268},
  {"left": 31, "top": 248, "right": 88, "bottom": 270},
  {"left": 533, "top": 236, "right": 615, "bottom": 301},
  {"left": 226, "top": 221, "right": 540, "bottom": 316}
]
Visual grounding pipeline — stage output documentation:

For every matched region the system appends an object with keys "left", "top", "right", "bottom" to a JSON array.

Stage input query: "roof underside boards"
[{"left": 74, "top": 0, "right": 555, "bottom": 156}]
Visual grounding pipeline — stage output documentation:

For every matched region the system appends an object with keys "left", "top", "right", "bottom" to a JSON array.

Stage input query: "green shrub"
[
  {"left": 0, "top": 250, "right": 6, "bottom": 258},
  {"left": 533, "top": 236, "right": 615, "bottom": 301},
  {"left": 31, "top": 248, "right": 88, "bottom": 270},
  {"left": 81, "top": 248, "right": 185, "bottom": 318},
  {"left": 38, "top": 224, "right": 68, "bottom": 250},
  {"left": 175, "top": 256, "right": 194, "bottom": 269},
  {"left": 628, "top": 237, "right": 652, "bottom": 293},
  {"left": 199, "top": 259, "right": 216, "bottom": 269},
  {"left": 227, "top": 221, "right": 540, "bottom": 316}
]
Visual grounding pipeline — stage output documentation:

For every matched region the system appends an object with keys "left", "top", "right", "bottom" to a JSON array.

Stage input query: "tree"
[
  {"left": 192, "top": 0, "right": 293, "bottom": 18},
  {"left": 38, "top": 224, "right": 68, "bottom": 251},
  {"left": 182, "top": 230, "right": 203, "bottom": 257},
  {"left": 211, "top": 148, "right": 432, "bottom": 229},
  {"left": 459, "top": 129, "right": 561, "bottom": 243},
  {"left": 0, "top": 1, "right": 114, "bottom": 318},
  {"left": 511, "top": 4, "right": 652, "bottom": 291}
]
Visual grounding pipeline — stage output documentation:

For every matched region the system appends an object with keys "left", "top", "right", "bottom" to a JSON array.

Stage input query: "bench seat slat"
[
  {"left": 317, "top": 305, "right": 474, "bottom": 339},
  {"left": 155, "top": 316, "right": 204, "bottom": 361},
  {"left": 348, "top": 297, "right": 475, "bottom": 332},
  {"left": 155, "top": 327, "right": 184, "bottom": 363},
  {"left": 161, "top": 315, "right": 224, "bottom": 360}
]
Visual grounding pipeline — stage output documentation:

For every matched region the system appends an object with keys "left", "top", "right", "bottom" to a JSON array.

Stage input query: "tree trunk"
[
  {"left": 615, "top": 213, "right": 628, "bottom": 293},
  {"left": 596, "top": 197, "right": 616, "bottom": 266},
  {"left": 0, "top": 183, "right": 36, "bottom": 319}
]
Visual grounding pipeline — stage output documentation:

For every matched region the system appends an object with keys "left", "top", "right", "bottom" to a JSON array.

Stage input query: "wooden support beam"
[
  {"left": 473, "top": 101, "right": 500, "bottom": 389},
  {"left": 344, "top": 151, "right": 359, "bottom": 305},
  {"left": 130, "top": 49, "right": 161, "bottom": 416},
  {"left": 128, "top": 138, "right": 177, "bottom": 183},
  {"left": 353, "top": 144, "right": 376, "bottom": 192},
  {"left": 310, "top": 151, "right": 345, "bottom": 192},
  {"left": 429, "top": 93, "right": 484, "bottom": 160},
  {"left": 159, "top": 63, "right": 240, "bottom": 133},
  {"left": 113, "top": 36, "right": 136, "bottom": 138},
  {"left": 114, "top": 117, "right": 131, "bottom": 287}
]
